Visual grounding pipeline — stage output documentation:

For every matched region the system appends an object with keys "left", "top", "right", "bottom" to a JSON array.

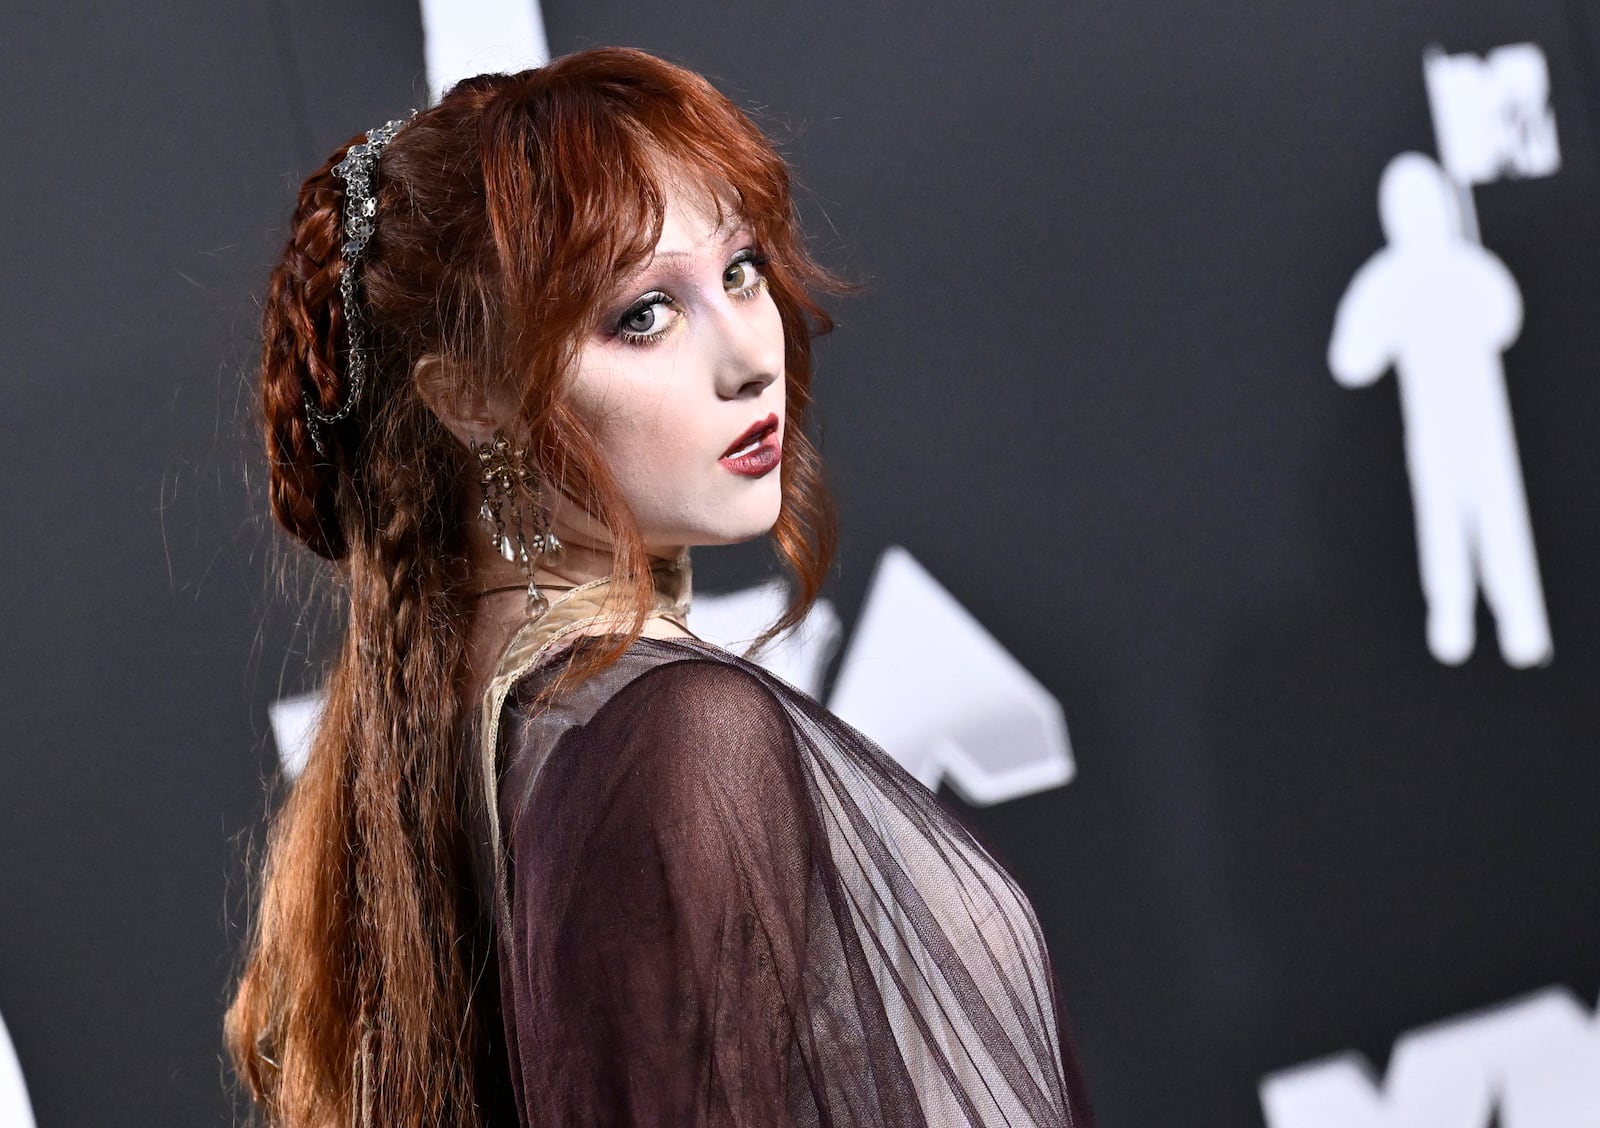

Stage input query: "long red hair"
[{"left": 228, "top": 47, "right": 838, "bottom": 1126}]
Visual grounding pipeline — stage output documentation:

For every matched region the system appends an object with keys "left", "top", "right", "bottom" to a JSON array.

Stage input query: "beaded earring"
[{"left": 472, "top": 430, "right": 563, "bottom": 615}]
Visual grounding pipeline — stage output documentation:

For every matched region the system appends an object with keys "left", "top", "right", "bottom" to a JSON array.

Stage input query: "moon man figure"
[{"left": 1328, "top": 151, "right": 1551, "bottom": 668}]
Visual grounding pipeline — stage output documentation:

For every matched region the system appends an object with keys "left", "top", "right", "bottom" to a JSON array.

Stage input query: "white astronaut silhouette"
[{"left": 1328, "top": 152, "right": 1551, "bottom": 667}]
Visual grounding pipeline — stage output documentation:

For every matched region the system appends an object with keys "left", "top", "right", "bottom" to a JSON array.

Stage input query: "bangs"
[
  {"left": 483, "top": 79, "right": 803, "bottom": 386},
  {"left": 579, "top": 127, "right": 792, "bottom": 301}
]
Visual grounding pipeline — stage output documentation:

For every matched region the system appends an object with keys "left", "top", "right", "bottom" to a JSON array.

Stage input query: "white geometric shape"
[
  {"left": 264, "top": 585, "right": 842, "bottom": 780},
  {"left": 268, "top": 691, "right": 324, "bottom": 780},
  {"left": 418, "top": 0, "right": 549, "bottom": 105},
  {"left": 269, "top": 554, "right": 1073, "bottom": 803},
  {"left": 828, "top": 546, "right": 1074, "bottom": 805},
  {"left": 687, "top": 581, "right": 841, "bottom": 700},
  {"left": 1260, "top": 988, "right": 1600, "bottom": 1128},
  {"left": 0, "top": 1008, "right": 37, "bottom": 1128},
  {"left": 1425, "top": 42, "right": 1560, "bottom": 187},
  {"left": 1328, "top": 152, "right": 1552, "bottom": 668}
]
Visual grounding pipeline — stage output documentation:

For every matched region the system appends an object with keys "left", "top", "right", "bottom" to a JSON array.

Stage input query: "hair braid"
[
  {"left": 337, "top": 397, "right": 488, "bottom": 1124},
  {"left": 259, "top": 158, "right": 353, "bottom": 560},
  {"left": 234, "top": 136, "right": 500, "bottom": 1124}
]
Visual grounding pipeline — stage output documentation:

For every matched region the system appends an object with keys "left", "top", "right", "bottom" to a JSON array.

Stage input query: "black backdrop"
[{"left": 3, "top": 2, "right": 1598, "bottom": 1125}]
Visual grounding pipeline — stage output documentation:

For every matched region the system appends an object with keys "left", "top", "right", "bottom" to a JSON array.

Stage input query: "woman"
[{"left": 227, "top": 46, "right": 1093, "bottom": 1128}]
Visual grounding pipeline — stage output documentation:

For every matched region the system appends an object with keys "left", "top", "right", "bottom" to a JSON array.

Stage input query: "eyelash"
[
  {"left": 725, "top": 249, "right": 771, "bottom": 302},
  {"left": 612, "top": 248, "right": 771, "bottom": 347}
]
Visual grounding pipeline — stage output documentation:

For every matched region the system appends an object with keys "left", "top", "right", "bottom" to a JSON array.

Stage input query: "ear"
[{"left": 413, "top": 355, "right": 501, "bottom": 448}]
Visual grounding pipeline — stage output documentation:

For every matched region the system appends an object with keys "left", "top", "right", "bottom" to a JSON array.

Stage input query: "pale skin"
[{"left": 417, "top": 181, "right": 789, "bottom": 699}]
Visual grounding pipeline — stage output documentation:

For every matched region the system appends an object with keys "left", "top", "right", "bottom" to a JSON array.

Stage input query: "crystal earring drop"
[{"left": 472, "top": 430, "right": 558, "bottom": 616}]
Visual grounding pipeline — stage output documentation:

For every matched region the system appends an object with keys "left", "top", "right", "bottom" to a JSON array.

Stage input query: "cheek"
[
  {"left": 569, "top": 368, "right": 705, "bottom": 505},
  {"left": 606, "top": 417, "right": 701, "bottom": 495}
]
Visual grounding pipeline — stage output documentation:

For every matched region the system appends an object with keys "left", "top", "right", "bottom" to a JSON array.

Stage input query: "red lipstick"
[{"left": 720, "top": 412, "right": 782, "bottom": 477}]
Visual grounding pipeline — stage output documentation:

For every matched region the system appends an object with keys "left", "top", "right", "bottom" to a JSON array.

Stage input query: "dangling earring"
[{"left": 471, "top": 430, "right": 563, "bottom": 616}]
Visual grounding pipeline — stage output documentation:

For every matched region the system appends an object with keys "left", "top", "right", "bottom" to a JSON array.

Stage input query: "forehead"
[{"left": 652, "top": 173, "right": 745, "bottom": 249}]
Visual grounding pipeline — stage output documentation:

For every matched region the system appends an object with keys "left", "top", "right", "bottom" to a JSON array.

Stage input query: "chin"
[
  {"left": 733, "top": 494, "right": 784, "bottom": 542},
  {"left": 643, "top": 483, "right": 783, "bottom": 548},
  {"left": 694, "top": 519, "right": 781, "bottom": 547},
  {"left": 676, "top": 500, "right": 783, "bottom": 547}
]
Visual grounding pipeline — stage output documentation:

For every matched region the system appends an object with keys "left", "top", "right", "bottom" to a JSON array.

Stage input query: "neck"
[
  {"left": 471, "top": 539, "right": 688, "bottom": 599},
  {"left": 465, "top": 506, "right": 685, "bottom": 588},
  {"left": 461, "top": 522, "right": 692, "bottom": 693}
]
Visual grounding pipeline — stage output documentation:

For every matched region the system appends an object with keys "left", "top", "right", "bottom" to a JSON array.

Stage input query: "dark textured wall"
[
  {"left": 0, "top": 3, "right": 428, "bottom": 1124},
  {"left": 2, "top": 3, "right": 1597, "bottom": 1125}
]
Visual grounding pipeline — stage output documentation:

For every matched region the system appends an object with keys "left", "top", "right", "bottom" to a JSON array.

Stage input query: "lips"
[
  {"left": 719, "top": 412, "right": 783, "bottom": 478},
  {"left": 721, "top": 413, "right": 780, "bottom": 459}
]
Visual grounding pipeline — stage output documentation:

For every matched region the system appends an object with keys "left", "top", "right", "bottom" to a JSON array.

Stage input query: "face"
[{"left": 554, "top": 180, "right": 787, "bottom": 555}]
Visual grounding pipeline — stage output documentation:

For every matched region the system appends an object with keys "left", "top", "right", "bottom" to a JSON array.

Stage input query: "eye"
[
  {"left": 724, "top": 249, "right": 769, "bottom": 299},
  {"left": 615, "top": 291, "right": 680, "bottom": 345}
]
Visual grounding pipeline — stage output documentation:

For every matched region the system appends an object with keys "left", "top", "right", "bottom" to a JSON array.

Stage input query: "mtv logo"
[
  {"left": 1424, "top": 43, "right": 1560, "bottom": 185},
  {"left": 270, "top": 547, "right": 1075, "bottom": 806},
  {"left": 1260, "top": 987, "right": 1600, "bottom": 1128},
  {"left": 694, "top": 550, "right": 1075, "bottom": 804},
  {"left": 828, "top": 547, "right": 1075, "bottom": 805},
  {"left": 417, "top": 0, "right": 549, "bottom": 104}
]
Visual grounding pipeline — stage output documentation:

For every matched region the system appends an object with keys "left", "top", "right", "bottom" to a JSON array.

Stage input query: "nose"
[{"left": 710, "top": 296, "right": 783, "bottom": 401}]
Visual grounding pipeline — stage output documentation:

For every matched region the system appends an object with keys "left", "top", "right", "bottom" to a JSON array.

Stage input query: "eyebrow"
[
  {"left": 614, "top": 225, "right": 753, "bottom": 289},
  {"left": 646, "top": 218, "right": 753, "bottom": 266}
]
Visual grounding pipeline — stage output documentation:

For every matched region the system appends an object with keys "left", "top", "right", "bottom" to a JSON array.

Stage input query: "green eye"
[{"left": 724, "top": 250, "right": 769, "bottom": 296}]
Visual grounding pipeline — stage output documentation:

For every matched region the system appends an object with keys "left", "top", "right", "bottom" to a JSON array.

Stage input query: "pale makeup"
[
  {"left": 548, "top": 182, "right": 788, "bottom": 556},
  {"left": 455, "top": 180, "right": 789, "bottom": 684}
]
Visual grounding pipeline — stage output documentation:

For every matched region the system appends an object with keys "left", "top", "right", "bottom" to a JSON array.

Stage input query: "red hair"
[{"left": 230, "top": 47, "right": 839, "bottom": 1126}]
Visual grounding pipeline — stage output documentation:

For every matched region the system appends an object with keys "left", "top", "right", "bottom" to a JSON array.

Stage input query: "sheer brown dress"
[{"left": 475, "top": 564, "right": 1094, "bottom": 1127}]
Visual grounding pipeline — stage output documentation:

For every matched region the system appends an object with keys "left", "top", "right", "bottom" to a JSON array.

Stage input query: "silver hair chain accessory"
[
  {"left": 303, "top": 114, "right": 413, "bottom": 458},
  {"left": 472, "top": 430, "right": 564, "bottom": 616}
]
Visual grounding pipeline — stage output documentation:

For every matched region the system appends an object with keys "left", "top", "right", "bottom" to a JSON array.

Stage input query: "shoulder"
[
  {"left": 584, "top": 646, "right": 797, "bottom": 787},
  {"left": 605, "top": 645, "right": 789, "bottom": 726},
  {"left": 497, "top": 639, "right": 790, "bottom": 802},
  {"left": 501, "top": 646, "right": 814, "bottom": 863}
]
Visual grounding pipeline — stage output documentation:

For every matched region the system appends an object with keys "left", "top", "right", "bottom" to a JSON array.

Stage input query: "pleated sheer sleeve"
[
  {"left": 500, "top": 661, "right": 822, "bottom": 1125},
  {"left": 491, "top": 641, "right": 1093, "bottom": 1128}
]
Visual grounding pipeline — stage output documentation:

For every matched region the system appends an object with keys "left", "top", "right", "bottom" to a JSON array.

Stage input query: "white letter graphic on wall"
[
  {"left": 1260, "top": 987, "right": 1600, "bottom": 1128},
  {"left": 0, "top": 1008, "right": 37, "bottom": 1128},
  {"left": 271, "top": 548, "right": 1073, "bottom": 805},
  {"left": 829, "top": 547, "right": 1074, "bottom": 805},
  {"left": 417, "top": 0, "right": 548, "bottom": 104},
  {"left": 688, "top": 581, "right": 842, "bottom": 700},
  {"left": 269, "top": 692, "right": 323, "bottom": 780}
]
